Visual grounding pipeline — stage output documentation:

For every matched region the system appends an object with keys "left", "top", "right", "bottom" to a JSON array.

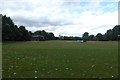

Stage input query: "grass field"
[{"left": 2, "top": 41, "right": 118, "bottom": 78}]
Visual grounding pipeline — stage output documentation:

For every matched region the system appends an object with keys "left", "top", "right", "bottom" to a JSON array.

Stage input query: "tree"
[
  {"left": 33, "top": 30, "right": 55, "bottom": 40},
  {"left": 89, "top": 35, "right": 95, "bottom": 41},
  {"left": 19, "top": 26, "right": 31, "bottom": 41},
  {"left": 104, "top": 29, "right": 112, "bottom": 41},
  {"left": 48, "top": 32, "right": 55, "bottom": 40},
  {"left": 82, "top": 32, "right": 89, "bottom": 42},
  {"left": 111, "top": 25, "right": 120, "bottom": 41},
  {"left": 2, "top": 24, "right": 12, "bottom": 41},
  {"left": 2, "top": 15, "right": 16, "bottom": 41},
  {"left": 96, "top": 33, "right": 103, "bottom": 41},
  {"left": 13, "top": 25, "right": 22, "bottom": 41},
  {"left": 2, "top": 15, "right": 32, "bottom": 41}
]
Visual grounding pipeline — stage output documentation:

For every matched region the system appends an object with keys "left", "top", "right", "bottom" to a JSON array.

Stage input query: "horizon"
[{"left": 1, "top": 0, "right": 118, "bottom": 37}]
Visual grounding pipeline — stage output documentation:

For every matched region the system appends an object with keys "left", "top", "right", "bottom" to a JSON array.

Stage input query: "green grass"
[{"left": 2, "top": 41, "right": 118, "bottom": 78}]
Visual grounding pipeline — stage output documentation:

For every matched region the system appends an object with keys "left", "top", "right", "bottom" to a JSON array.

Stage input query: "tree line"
[
  {"left": 57, "top": 25, "right": 120, "bottom": 41},
  {"left": 2, "top": 15, "right": 31, "bottom": 41},
  {"left": 82, "top": 25, "right": 120, "bottom": 41},
  {"left": 2, "top": 15, "right": 120, "bottom": 41},
  {"left": 2, "top": 15, "right": 55, "bottom": 41}
]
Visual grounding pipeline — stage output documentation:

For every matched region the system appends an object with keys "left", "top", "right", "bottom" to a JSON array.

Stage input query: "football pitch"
[{"left": 2, "top": 41, "right": 118, "bottom": 78}]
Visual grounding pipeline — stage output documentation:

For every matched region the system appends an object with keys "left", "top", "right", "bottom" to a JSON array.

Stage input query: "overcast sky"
[{"left": 1, "top": 0, "right": 119, "bottom": 37}]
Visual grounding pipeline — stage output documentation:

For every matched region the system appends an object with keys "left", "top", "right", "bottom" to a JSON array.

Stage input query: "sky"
[{"left": 0, "top": 0, "right": 119, "bottom": 37}]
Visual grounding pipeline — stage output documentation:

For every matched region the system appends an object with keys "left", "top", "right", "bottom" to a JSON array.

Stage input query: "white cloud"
[
  {"left": 80, "top": 11, "right": 118, "bottom": 27},
  {"left": 1, "top": 0, "right": 118, "bottom": 37},
  {"left": 35, "top": 10, "right": 117, "bottom": 36}
]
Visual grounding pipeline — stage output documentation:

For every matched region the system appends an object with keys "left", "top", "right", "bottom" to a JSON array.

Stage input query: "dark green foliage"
[
  {"left": 58, "top": 36, "right": 82, "bottom": 40},
  {"left": 89, "top": 35, "right": 97, "bottom": 41},
  {"left": 33, "top": 30, "right": 55, "bottom": 40},
  {"left": 82, "top": 25, "right": 120, "bottom": 41},
  {"left": 96, "top": 33, "right": 103, "bottom": 41},
  {"left": 2, "top": 15, "right": 31, "bottom": 41},
  {"left": 2, "top": 24, "right": 12, "bottom": 41},
  {"left": 2, "top": 15, "right": 16, "bottom": 41},
  {"left": 111, "top": 25, "right": 120, "bottom": 41},
  {"left": 19, "top": 26, "right": 31, "bottom": 41},
  {"left": 2, "top": 14, "right": 55, "bottom": 41},
  {"left": 104, "top": 29, "right": 112, "bottom": 41},
  {"left": 2, "top": 15, "right": 120, "bottom": 41},
  {"left": 82, "top": 32, "right": 89, "bottom": 42},
  {"left": 100, "top": 25, "right": 120, "bottom": 41},
  {"left": 48, "top": 32, "right": 55, "bottom": 40}
]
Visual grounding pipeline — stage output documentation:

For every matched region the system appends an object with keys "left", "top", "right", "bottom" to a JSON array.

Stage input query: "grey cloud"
[
  {"left": 1, "top": 0, "right": 73, "bottom": 27},
  {"left": 91, "top": 25, "right": 107, "bottom": 30},
  {"left": 13, "top": 16, "right": 73, "bottom": 27}
]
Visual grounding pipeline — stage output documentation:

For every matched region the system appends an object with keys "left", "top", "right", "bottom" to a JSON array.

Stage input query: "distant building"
[{"left": 31, "top": 35, "right": 45, "bottom": 41}]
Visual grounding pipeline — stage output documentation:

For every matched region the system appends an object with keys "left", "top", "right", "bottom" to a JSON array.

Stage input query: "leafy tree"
[
  {"left": 33, "top": 30, "right": 55, "bottom": 40},
  {"left": 2, "top": 15, "right": 16, "bottom": 41},
  {"left": 14, "top": 25, "right": 22, "bottom": 41},
  {"left": 104, "top": 29, "right": 112, "bottom": 41},
  {"left": 89, "top": 35, "right": 95, "bottom": 41},
  {"left": 82, "top": 32, "right": 89, "bottom": 42},
  {"left": 2, "top": 15, "right": 31, "bottom": 41},
  {"left": 2, "top": 24, "right": 12, "bottom": 41},
  {"left": 48, "top": 32, "right": 55, "bottom": 40},
  {"left": 96, "top": 33, "right": 103, "bottom": 41},
  {"left": 111, "top": 25, "right": 120, "bottom": 41},
  {"left": 19, "top": 26, "right": 31, "bottom": 41},
  {"left": 3, "top": 15, "right": 119, "bottom": 41}
]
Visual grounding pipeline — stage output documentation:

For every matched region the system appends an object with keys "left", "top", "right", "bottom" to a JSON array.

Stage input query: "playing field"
[{"left": 2, "top": 41, "right": 118, "bottom": 78}]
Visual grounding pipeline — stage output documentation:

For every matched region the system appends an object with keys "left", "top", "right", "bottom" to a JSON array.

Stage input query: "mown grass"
[{"left": 2, "top": 41, "right": 118, "bottom": 78}]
